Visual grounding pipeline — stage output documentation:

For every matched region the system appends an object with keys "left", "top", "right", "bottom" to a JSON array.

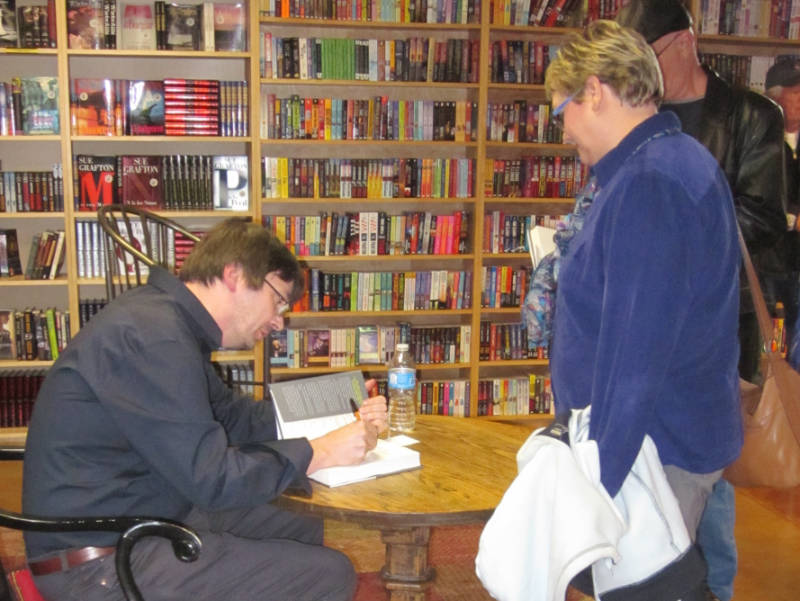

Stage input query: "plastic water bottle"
[{"left": 387, "top": 342, "right": 416, "bottom": 434}]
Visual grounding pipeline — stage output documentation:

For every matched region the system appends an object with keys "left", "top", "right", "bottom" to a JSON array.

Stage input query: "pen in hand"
[{"left": 349, "top": 398, "right": 361, "bottom": 421}]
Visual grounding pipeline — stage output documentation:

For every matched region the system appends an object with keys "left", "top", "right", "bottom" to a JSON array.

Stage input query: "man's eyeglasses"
[{"left": 263, "top": 277, "right": 290, "bottom": 315}]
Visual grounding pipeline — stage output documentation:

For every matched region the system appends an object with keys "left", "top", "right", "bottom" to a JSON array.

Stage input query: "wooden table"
[{"left": 278, "top": 415, "right": 539, "bottom": 601}]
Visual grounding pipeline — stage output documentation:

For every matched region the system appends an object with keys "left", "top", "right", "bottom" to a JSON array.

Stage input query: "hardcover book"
[
  {"left": 0, "top": 309, "right": 15, "bottom": 359},
  {"left": 67, "top": 0, "right": 104, "bottom": 48},
  {"left": 76, "top": 154, "right": 116, "bottom": 211},
  {"left": 164, "top": 2, "right": 202, "bottom": 50},
  {"left": 269, "top": 370, "right": 421, "bottom": 487},
  {"left": 71, "top": 78, "right": 117, "bottom": 136},
  {"left": 20, "top": 76, "right": 59, "bottom": 135},
  {"left": 127, "top": 80, "right": 165, "bottom": 135},
  {"left": 120, "top": 155, "right": 164, "bottom": 208},
  {"left": 212, "top": 2, "right": 245, "bottom": 51},
  {"left": 0, "top": 0, "right": 17, "bottom": 47},
  {"left": 119, "top": 2, "right": 156, "bottom": 50},
  {"left": 212, "top": 155, "right": 248, "bottom": 210},
  {"left": 0, "top": 228, "right": 23, "bottom": 277}
]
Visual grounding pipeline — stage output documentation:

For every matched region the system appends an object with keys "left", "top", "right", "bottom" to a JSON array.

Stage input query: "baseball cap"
[
  {"left": 766, "top": 56, "right": 800, "bottom": 89},
  {"left": 615, "top": 0, "right": 693, "bottom": 44}
]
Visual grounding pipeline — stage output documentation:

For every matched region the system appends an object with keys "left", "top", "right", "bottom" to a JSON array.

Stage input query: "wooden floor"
[
  {"left": 325, "top": 484, "right": 800, "bottom": 601},
  {"left": 1, "top": 458, "right": 799, "bottom": 599}
]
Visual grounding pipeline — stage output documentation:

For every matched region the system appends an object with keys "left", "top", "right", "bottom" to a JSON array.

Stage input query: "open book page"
[
  {"left": 527, "top": 225, "right": 557, "bottom": 268},
  {"left": 269, "top": 370, "right": 421, "bottom": 487}
]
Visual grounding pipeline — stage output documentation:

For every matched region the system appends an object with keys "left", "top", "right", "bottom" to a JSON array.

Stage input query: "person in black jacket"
[
  {"left": 764, "top": 56, "right": 800, "bottom": 352},
  {"left": 617, "top": 3, "right": 788, "bottom": 601}
]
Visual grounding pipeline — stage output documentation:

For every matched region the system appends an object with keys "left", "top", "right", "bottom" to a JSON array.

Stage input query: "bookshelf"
[{"left": 2, "top": 0, "right": 800, "bottom": 429}]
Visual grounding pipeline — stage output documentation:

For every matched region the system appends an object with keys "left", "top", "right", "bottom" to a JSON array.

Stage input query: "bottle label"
[{"left": 388, "top": 368, "right": 416, "bottom": 390}]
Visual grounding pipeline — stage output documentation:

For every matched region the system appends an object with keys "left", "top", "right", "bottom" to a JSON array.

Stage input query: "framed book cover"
[
  {"left": 120, "top": 2, "right": 156, "bottom": 50},
  {"left": 67, "top": 0, "right": 104, "bottom": 48},
  {"left": 212, "top": 2, "right": 245, "bottom": 51},
  {"left": 120, "top": 155, "right": 164, "bottom": 208},
  {"left": 128, "top": 80, "right": 165, "bottom": 135},
  {"left": 212, "top": 155, "right": 248, "bottom": 210},
  {"left": 71, "top": 78, "right": 116, "bottom": 135},
  {"left": 20, "top": 76, "right": 59, "bottom": 135},
  {"left": 164, "top": 2, "right": 202, "bottom": 50},
  {"left": 76, "top": 154, "right": 116, "bottom": 211}
]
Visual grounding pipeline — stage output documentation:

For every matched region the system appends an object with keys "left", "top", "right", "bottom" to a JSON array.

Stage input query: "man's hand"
[
  {"left": 360, "top": 379, "right": 388, "bottom": 435},
  {"left": 307, "top": 420, "right": 378, "bottom": 474},
  {"left": 305, "top": 381, "right": 388, "bottom": 475}
]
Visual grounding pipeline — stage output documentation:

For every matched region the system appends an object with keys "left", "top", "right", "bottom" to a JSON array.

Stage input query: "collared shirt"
[
  {"left": 23, "top": 267, "right": 313, "bottom": 557},
  {"left": 550, "top": 111, "right": 743, "bottom": 497}
]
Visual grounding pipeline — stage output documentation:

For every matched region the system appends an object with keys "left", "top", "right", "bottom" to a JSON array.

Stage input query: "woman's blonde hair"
[{"left": 545, "top": 20, "right": 663, "bottom": 107}]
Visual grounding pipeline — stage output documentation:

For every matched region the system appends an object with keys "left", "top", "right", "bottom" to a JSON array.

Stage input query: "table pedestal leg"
[{"left": 380, "top": 526, "right": 435, "bottom": 601}]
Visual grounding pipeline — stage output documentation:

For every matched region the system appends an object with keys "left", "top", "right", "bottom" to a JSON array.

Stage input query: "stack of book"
[
  {"left": 0, "top": 167, "right": 65, "bottom": 212},
  {"left": 0, "top": 0, "right": 56, "bottom": 49},
  {"left": 25, "top": 230, "right": 66, "bottom": 280},
  {"left": 0, "top": 76, "right": 60, "bottom": 136},
  {"left": 163, "top": 78, "right": 220, "bottom": 136},
  {"left": 0, "top": 308, "right": 70, "bottom": 361}
]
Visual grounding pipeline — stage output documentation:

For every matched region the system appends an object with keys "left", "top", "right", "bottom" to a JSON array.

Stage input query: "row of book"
[
  {"left": 70, "top": 78, "right": 248, "bottom": 137},
  {"left": 484, "top": 212, "right": 565, "bottom": 255},
  {"left": 479, "top": 320, "right": 542, "bottom": 361},
  {"left": 261, "top": 157, "right": 475, "bottom": 199},
  {"left": 485, "top": 156, "right": 589, "bottom": 199},
  {"left": 489, "top": 40, "right": 557, "bottom": 85},
  {"left": 0, "top": 76, "right": 60, "bottom": 136},
  {"left": 72, "top": 154, "right": 249, "bottom": 212},
  {"left": 700, "top": 52, "right": 775, "bottom": 92},
  {"left": 78, "top": 298, "right": 108, "bottom": 327},
  {"left": 262, "top": 209, "right": 470, "bottom": 257},
  {"left": 0, "top": 167, "right": 66, "bottom": 213},
  {"left": 486, "top": 101, "right": 562, "bottom": 144},
  {"left": 0, "top": 229, "right": 65, "bottom": 280},
  {"left": 269, "top": 322, "right": 413, "bottom": 367},
  {"left": 0, "top": 370, "right": 46, "bottom": 428},
  {"left": 66, "top": 0, "right": 246, "bottom": 50},
  {"left": 75, "top": 220, "right": 199, "bottom": 279},
  {"left": 260, "top": 33, "right": 480, "bottom": 83},
  {"left": 299, "top": 269, "right": 474, "bottom": 313},
  {"left": 489, "top": 0, "right": 581, "bottom": 26},
  {"left": 480, "top": 265, "right": 533, "bottom": 309},
  {"left": 699, "top": 0, "right": 800, "bottom": 39},
  {"left": 476, "top": 374, "right": 552, "bottom": 417},
  {"left": 258, "top": 0, "right": 481, "bottom": 23},
  {"left": 0, "top": 308, "right": 71, "bottom": 361},
  {"left": 213, "top": 362, "right": 257, "bottom": 396},
  {"left": 417, "top": 379, "right": 471, "bottom": 417},
  {"left": 270, "top": 324, "right": 471, "bottom": 367},
  {"left": 262, "top": 95, "right": 479, "bottom": 142},
  {"left": 0, "top": 0, "right": 56, "bottom": 48}
]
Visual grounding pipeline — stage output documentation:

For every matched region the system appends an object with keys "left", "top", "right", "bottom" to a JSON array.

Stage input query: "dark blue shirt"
[
  {"left": 550, "top": 111, "right": 743, "bottom": 497},
  {"left": 23, "top": 268, "right": 312, "bottom": 557}
]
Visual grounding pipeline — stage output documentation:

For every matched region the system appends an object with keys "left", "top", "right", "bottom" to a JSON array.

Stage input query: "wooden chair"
[
  {"left": 96, "top": 205, "right": 201, "bottom": 301},
  {"left": 0, "top": 448, "right": 202, "bottom": 601}
]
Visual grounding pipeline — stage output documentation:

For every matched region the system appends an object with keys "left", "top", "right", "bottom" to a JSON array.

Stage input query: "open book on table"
[{"left": 269, "top": 370, "right": 421, "bottom": 487}]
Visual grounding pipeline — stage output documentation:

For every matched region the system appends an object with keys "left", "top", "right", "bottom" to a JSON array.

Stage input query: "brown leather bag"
[{"left": 723, "top": 228, "right": 800, "bottom": 488}]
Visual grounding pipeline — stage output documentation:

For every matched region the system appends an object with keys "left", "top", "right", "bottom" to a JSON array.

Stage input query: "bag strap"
[{"left": 738, "top": 227, "right": 800, "bottom": 444}]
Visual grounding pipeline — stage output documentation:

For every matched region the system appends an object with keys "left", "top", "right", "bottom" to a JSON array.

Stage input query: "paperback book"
[{"left": 269, "top": 370, "right": 421, "bottom": 487}]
